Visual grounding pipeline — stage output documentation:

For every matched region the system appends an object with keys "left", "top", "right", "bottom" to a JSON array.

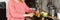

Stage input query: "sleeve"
[
  {"left": 24, "top": 2, "right": 34, "bottom": 13},
  {"left": 8, "top": 0, "right": 22, "bottom": 18}
]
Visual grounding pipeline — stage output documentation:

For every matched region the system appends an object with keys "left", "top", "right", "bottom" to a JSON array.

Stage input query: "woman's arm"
[{"left": 23, "top": 2, "right": 34, "bottom": 17}]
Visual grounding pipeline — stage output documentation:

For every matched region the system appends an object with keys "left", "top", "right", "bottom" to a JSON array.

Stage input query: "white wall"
[{"left": 0, "top": 0, "right": 5, "bottom": 2}]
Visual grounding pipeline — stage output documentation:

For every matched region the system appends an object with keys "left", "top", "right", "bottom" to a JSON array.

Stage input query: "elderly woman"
[{"left": 8, "top": 0, "right": 34, "bottom": 20}]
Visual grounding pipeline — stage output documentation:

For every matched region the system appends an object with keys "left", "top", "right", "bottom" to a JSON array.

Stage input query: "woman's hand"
[
  {"left": 15, "top": 0, "right": 25, "bottom": 3},
  {"left": 24, "top": 13, "right": 34, "bottom": 17},
  {"left": 28, "top": 13, "right": 34, "bottom": 17}
]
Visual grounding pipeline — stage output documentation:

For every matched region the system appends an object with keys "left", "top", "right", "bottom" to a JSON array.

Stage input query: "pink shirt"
[{"left": 8, "top": 0, "right": 33, "bottom": 20}]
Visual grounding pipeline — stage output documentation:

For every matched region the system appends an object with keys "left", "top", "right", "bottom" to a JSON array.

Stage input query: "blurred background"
[{"left": 0, "top": 0, "right": 60, "bottom": 20}]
